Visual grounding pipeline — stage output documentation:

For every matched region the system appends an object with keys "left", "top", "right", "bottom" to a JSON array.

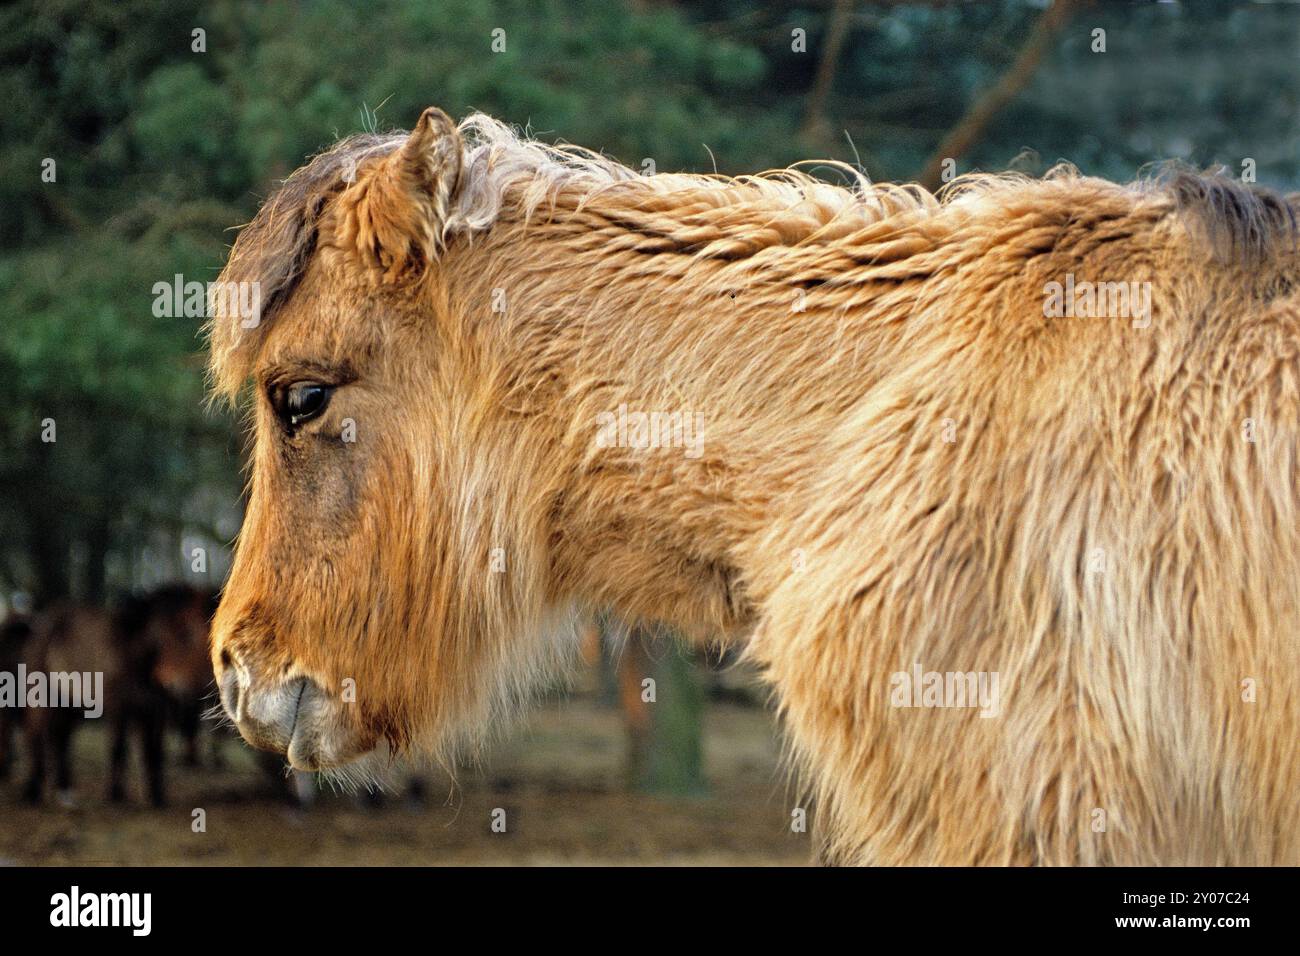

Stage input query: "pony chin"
[
  {"left": 400, "top": 603, "right": 587, "bottom": 774},
  {"left": 315, "top": 741, "right": 399, "bottom": 795}
]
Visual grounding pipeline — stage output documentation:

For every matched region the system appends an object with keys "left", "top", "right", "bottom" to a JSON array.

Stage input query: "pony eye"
[{"left": 281, "top": 382, "right": 333, "bottom": 427}]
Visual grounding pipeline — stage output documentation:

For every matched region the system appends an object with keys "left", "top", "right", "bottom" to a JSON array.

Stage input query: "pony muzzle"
[{"left": 217, "top": 654, "right": 356, "bottom": 771}]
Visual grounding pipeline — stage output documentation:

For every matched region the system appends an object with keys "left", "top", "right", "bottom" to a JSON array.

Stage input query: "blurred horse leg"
[
  {"left": 0, "top": 710, "right": 13, "bottom": 782},
  {"left": 141, "top": 704, "right": 167, "bottom": 807},
  {"left": 50, "top": 711, "right": 77, "bottom": 806},
  {"left": 21, "top": 711, "right": 46, "bottom": 804},
  {"left": 292, "top": 770, "right": 317, "bottom": 808},
  {"left": 209, "top": 728, "right": 226, "bottom": 770},
  {"left": 178, "top": 700, "right": 202, "bottom": 768},
  {"left": 108, "top": 711, "right": 130, "bottom": 803}
]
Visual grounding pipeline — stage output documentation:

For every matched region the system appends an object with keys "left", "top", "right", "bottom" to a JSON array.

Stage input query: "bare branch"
[
  {"left": 916, "top": 0, "right": 1080, "bottom": 192},
  {"left": 802, "top": 0, "right": 857, "bottom": 141}
]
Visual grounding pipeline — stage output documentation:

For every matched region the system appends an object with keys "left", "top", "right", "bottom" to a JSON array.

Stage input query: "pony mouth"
[
  {"left": 220, "top": 670, "right": 364, "bottom": 771},
  {"left": 284, "top": 679, "right": 338, "bottom": 771}
]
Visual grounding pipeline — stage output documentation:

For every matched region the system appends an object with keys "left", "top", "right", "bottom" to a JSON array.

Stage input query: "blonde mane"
[
  {"left": 211, "top": 112, "right": 1295, "bottom": 401},
  {"left": 449, "top": 112, "right": 941, "bottom": 239}
]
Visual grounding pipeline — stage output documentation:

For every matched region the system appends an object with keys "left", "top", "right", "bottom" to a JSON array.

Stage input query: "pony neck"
[{"left": 435, "top": 185, "right": 940, "bottom": 639}]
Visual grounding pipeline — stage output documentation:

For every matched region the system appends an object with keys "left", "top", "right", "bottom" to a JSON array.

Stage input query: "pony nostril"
[{"left": 215, "top": 646, "right": 246, "bottom": 723}]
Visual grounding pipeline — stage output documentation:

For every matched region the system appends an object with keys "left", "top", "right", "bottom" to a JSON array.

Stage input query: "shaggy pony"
[{"left": 209, "top": 107, "right": 1300, "bottom": 865}]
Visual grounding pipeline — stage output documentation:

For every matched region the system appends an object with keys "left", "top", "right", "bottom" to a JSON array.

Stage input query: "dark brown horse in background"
[
  {"left": 3, "top": 584, "right": 217, "bottom": 806},
  {"left": 149, "top": 585, "right": 221, "bottom": 769},
  {"left": 0, "top": 613, "right": 33, "bottom": 783}
]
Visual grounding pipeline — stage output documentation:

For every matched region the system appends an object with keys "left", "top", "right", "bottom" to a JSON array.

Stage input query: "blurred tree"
[
  {"left": 685, "top": 0, "right": 1300, "bottom": 186},
  {"left": 618, "top": 626, "right": 707, "bottom": 797}
]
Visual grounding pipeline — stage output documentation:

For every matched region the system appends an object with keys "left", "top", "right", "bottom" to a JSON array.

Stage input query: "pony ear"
[{"left": 337, "top": 106, "right": 464, "bottom": 282}]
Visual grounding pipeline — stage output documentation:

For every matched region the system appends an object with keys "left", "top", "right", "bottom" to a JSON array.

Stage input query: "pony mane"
[
  {"left": 451, "top": 112, "right": 942, "bottom": 233},
  {"left": 208, "top": 112, "right": 1297, "bottom": 398}
]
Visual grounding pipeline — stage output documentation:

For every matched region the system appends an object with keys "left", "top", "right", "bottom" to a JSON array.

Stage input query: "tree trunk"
[{"left": 619, "top": 625, "right": 707, "bottom": 796}]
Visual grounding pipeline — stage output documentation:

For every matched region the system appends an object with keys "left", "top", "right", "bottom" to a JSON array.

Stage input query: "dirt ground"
[{"left": 0, "top": 677, "right": 811, "bottom": 866}]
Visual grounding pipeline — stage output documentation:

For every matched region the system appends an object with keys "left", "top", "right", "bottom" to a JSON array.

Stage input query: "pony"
[{"left": 208, "top": 106, "right": 1300, "bottom": 864}]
